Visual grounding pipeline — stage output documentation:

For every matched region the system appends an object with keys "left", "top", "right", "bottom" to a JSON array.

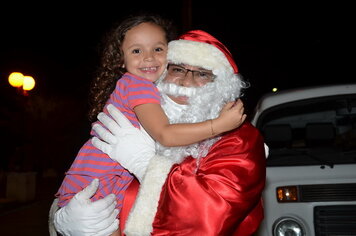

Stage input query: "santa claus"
[{"left": 51, "top": 30, "right": 266, "bottom": 236}]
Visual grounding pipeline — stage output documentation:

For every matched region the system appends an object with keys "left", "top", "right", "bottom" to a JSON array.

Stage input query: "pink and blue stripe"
[{"left": 56, "top": 73, "right": 161, "bottom": 213}]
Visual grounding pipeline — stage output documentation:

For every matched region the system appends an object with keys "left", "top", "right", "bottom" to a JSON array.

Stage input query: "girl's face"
[{"left": 121, "top": 22, "right": 168, "bottom": 82}]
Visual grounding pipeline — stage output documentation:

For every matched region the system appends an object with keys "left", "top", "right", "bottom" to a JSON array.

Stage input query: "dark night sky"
[
  {"left": 1, "top": 2, "right": 353, "bottom": 102},
  {"left": 0, "top": 1, "right": 353, "bottom": 173}
]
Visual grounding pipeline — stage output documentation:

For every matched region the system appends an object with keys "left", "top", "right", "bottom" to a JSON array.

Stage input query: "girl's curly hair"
[{"left": 88, "top": 13, "right": 176, "bottom": 121}]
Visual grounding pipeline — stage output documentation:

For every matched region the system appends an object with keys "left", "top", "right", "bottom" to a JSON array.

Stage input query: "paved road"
[
  {"left": 0, "top": 176, "right": 61, "bottom": 236},
  {"left": 0, "top": 198, "right": 53, "bottom": 236}
]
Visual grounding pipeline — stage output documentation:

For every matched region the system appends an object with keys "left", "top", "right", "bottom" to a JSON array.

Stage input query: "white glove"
[
  {"left": 53, "top": 179, "right": 119, "bottom": 236},
  {"left": 91, "top": 104, "right": 155, "bottom": 182}
]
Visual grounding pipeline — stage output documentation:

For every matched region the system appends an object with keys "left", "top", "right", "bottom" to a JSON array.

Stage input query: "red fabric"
[
  {"left": 178, "top": 30, "right": 239, "bottom": 74},
  {"left": 121, "top": 122, "right": 266, "bottom": 235},
  {"left": 120, "top": 178, "right": 139, "bottom": 236}
]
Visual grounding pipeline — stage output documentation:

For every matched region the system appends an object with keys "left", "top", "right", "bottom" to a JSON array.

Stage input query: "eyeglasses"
[{"left": 167, "top": 64, "right": 216, "bottom": 81}]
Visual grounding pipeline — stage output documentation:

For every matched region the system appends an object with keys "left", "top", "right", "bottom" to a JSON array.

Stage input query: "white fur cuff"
[{"left": 124, "top": 155, "right": 175, "bottom": 236}]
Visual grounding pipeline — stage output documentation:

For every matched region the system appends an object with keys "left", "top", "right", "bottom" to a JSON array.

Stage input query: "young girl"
[{"left": 55, "top": 13, "right": 245, "bottom": 234}]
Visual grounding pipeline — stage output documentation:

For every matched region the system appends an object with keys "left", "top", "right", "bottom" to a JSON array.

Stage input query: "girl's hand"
[{"left": 213, "top": 99, "right": 247, "bottom": 134}]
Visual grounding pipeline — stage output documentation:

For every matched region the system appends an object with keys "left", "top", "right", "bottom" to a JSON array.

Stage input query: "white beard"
[{"left": 155, "top": 74, "right": 245, "bottom": 164}]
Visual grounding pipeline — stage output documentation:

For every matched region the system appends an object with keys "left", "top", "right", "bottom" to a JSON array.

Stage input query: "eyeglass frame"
[{"left": 166, "top": 64, "right": 216, "bottom": 82}]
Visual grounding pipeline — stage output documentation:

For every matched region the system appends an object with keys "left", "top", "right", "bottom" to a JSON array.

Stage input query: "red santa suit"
[
  {"left": 120, "top": 123, "right": 266, "bottom": 236},
  {"left": 119, "top": 30, "right": 267, "bottom": 236}
]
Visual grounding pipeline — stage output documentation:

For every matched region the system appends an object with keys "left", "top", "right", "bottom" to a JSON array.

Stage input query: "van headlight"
[{"left": 273, "top": 217, "right": 305, "bottom": 236}]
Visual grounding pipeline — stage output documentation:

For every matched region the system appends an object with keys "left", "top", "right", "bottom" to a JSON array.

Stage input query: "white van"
[{"left": 251, "top": 84, "right": 356, "bottom": 236}]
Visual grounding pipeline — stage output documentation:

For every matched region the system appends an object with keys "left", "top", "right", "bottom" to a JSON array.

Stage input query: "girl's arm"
[{"left": 134, "top": 99, "right": 246, "bottom": 147}]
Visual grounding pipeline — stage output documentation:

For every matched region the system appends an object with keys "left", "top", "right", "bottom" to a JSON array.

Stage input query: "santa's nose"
[{"left": 180, "top": 72, "right": 199, "bottom": 87}]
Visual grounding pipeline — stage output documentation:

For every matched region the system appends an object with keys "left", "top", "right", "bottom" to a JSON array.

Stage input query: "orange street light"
[
  {"left": 8, "top": 72, "right": 24, "bottom": 87},
  {"left": 23, "top": 76, "right": 35, "bottom": 91},
  {"left": 8, "top": 72, "right": 36, "bottom": 95}
]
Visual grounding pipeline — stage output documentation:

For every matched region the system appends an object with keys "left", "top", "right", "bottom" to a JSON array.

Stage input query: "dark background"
[
  {"left": 0, "top": 1, "right": 353, "bottom": 181},
  {"left": 0, "top": 1, "right": 353, "bottom": 234}
]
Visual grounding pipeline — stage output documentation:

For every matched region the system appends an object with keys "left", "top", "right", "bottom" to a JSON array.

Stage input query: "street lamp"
[
  {"left": 8, "top": 72, "right": 24, "bottom": 87},
  {"left": 8, "top": 72, "right": 36, "bottom": 95},
  {"left": 23, "top": 76, "right": 36, "bottom": 91}
]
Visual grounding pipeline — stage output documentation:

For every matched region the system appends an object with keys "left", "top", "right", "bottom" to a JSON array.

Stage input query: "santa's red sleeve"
[{"left": 121, "top": 122, "right": 266, "bottom": 236}]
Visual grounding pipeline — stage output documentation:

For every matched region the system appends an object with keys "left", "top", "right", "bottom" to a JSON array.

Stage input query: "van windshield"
[{"left": 257, "top": 95, "right": 356, "bottom": 167}]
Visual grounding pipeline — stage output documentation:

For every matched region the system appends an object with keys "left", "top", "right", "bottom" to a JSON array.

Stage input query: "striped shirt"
[{"left": 56, "top": 73, "right": 161, "bottom": 212}]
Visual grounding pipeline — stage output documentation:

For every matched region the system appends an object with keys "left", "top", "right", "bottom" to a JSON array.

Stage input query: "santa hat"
[{"left": 167, "top": 30, "right": 238, "bottom": 79}]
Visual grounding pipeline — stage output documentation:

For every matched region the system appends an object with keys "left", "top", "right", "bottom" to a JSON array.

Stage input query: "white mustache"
[{"left": 158, "top": 82, "right": 197, "bottom": 97}]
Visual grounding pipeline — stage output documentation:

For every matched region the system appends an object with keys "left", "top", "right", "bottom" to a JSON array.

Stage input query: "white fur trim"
[
  {"left": 48, "top": 198, "right": 59, "bottom": 236},
  {"left": 124, "top": 155, "right": 176, "bottom": 236},
  {"left": 168, "top": 39, "right": 234, "bottom": 75}
]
